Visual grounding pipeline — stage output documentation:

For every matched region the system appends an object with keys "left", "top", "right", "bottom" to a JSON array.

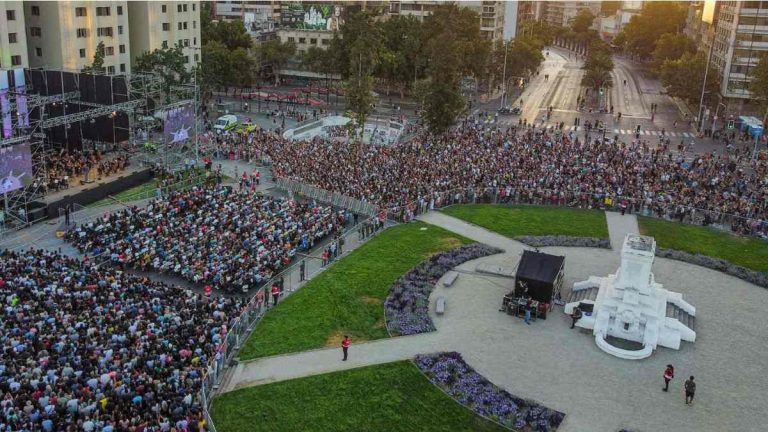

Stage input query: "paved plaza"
[{"left": 225, "top": 211, "right": 768, "bottom": 432}]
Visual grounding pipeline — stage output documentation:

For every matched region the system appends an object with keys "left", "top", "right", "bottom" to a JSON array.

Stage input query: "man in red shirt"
[
  {"left": 341, "top": 335, "right": 351, "bottom": 361},
  {"left": 271, "top": 284, "right": 280, "bottom": 306}
]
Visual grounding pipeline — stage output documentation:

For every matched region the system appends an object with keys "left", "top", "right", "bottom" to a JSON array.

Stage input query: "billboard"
[
  {"left": 281, "top": 3, "right": 344, "bottom": 31},
  {"left": 163, "top": 102, "right": 195, "bottom": 146},
  {"left": 0, "top": 143, "right": 33, "bottom": 194}
]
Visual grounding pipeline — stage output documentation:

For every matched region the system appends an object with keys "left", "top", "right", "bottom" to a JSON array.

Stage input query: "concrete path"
[
  {"left": 605, "top": 211, "right": 640, "bottom": 251},
  {"left": 417, "top": 211, "right": 529, "bottom": 255},
  {"left": 225, "top": 332, "right": 446, "bottom": 392}
]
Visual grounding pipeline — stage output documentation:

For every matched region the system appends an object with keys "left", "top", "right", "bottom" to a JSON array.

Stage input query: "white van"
[{"left": 213, "top": 115, "right": 238, "bottom": 133}]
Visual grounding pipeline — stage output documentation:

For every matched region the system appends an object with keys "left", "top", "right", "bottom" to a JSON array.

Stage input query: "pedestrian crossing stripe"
[{"left": 536, "top": 125, "right": 695, "bottom": 138}]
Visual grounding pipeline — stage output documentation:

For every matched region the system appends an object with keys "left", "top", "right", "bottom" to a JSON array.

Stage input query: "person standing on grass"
[
  {"left": 663, "top": 364, "right": 674, "bottom": 392},
  {"left": 342, "top": 335, "right": 351, "bottom": 361},
  {"left": 684, "top": 376, "right": 696, "bottom": 405}
]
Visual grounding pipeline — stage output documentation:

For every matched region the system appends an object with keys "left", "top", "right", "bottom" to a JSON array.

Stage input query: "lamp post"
[
  {"left": 500, "top": 42, "right": 509, "bottom": 109},
  {"left": 696, "top": 36, "right": 715, "bottom": 132}
]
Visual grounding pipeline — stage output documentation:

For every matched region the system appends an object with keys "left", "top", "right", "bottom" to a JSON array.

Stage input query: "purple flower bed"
[
  {"left": 385, "top": 244, "right": 501, "bottom": 335},
  {"left": 415, "top": 352, "right": 566, "bottom": 431}
]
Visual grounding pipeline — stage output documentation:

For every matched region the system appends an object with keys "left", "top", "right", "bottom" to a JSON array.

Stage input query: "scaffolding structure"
[{"left": 0, "top": 68, "right": 169, "bottom": 234}]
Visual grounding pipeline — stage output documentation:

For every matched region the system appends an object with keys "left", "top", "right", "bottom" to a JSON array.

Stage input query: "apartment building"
[
  {"left": 388, "top": 0, "right": 443, "bottom": 22},
  {"left": 128, "top": 2, "right": 202, "bottom": 69},
  {"left": 542, "top": 1, "right": 601, "bottom": 28},
  {"left": 466, "top": 1, "right": 505, "bottom": 41},
  {"left": 1, "top": 1, "right": 29, "bottom": 69},
  {"left": 686, "top": 0, "right": 768, "bottom": 110},
  {"left": 24, "top": 1, "right": 131, "bottom": 74}
]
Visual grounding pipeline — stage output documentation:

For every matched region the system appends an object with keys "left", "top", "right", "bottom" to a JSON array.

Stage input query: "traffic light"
[
  {"left": 636, "top": 124, "right": 641, "bottom": 133},
  {"left": 599, "top": 87, "right": 604, "bottom": 96},
  {"left": 727, "top": 120, "right": 735, "bottom": 129}
]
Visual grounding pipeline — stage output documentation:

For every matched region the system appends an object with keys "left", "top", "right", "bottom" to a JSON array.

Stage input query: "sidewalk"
[{"left": 605, "top": 212, "right": 640, "bottom": 252}]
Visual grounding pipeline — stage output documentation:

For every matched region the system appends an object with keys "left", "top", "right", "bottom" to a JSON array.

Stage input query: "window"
[
  {"left": 193, "top": 20, "right": 196, "bottom": 29},
  {"left": 120, "top": 63, "right": 125, "bottom": 72},
  {"left": 321, "top": 38, "right": 330, "bottom": 46},
  {"left": 36, "top": 47, "right": 42, "bottom": 56},
  {"left": 117, "top": 6, "right": 123, "bottom": 15},
  {"left": 11, "top": 55, "right": 21, "bottom": 66},
  {"left": 107, "top": 66, "right": 115, "bottom": 74},
  {"left": 76, "top": 28, "right": 88, "bottom": 38},
  {"left": 177, "top": 4, "right": 182, "bottom": 12},
  {"left": 105, "top": 46, "right": 114, "bottom": 56},
  {"left": 162, "top": 4, "right": 167, "bottom": 13},
  {"left": 97, "top": 27, "right": 113, "bottom": 37},
  {"left": 192, "top": 3, "right": 195, "bottom": 11},
  {"left": 178, "top": 39, "right": 183, "bottom": 46},
  {"left": 162, "top": 23, "right": 170, "bottom": 31},
  {"left": 178, "top": 22, "right": 182, "bottom": 30},
  {"left": 80, "top": 48, "right": 86, "bottom": 58},
  {"left": 193, "top": 37, "right": 196, "bottom": 45},
  {"left": 96, "top": 7, "right": 110, "bottom": 16},
  {"left": 287, "top": 37, "right": 295, "bottom": 43},
  {"left": 75, "top": 7, "right": 86, "bottom": 17},
  {"left": 6, "top": 10, "right": 15, "bottom": 21},
  {"left": 184, "top": 56, "right": 189, "bottom": 63},
  {"left": 118, "top": 25, "right": 123, "bottom": 35},
  {"left": 183, "top": 39, "right": 189, "bottom": 47},
  {"left": 119, "top": 44, "right": 125, "bottom": 54},
  {"left": 183, "top": 4, "right": 187, "bottom": 12},
  {"left": 31, "top": 6, "right": 40, "bottom": 16},
  {"left": 310, "top": 38, "right": 317, "bottom": 45},
  {"left": 8, "top": 33, "right": 17, "bottom": 44},
  {"left": 162, "top": 40, "right": 168, "bottom": 48},
  {"left": 183, "top": 22, "right": 188, "bottom": 30},
  {"left": 30, "top": 27, "right": 42, "bottom": 37},
  {"left": 194, "top": 53, "right": 199, "bottom": 62},
  {"left": 299, "top": 37, "right": 306, "bottom": 44}
]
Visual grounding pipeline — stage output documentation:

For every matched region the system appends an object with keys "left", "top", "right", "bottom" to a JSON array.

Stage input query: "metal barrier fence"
[
  {"left": 382, "top": 187, "right": 768, "bottom": 238},
  {"left": 198, "top": 220, "right": 381, "bottom": 431},
  {"left": 276, "top": 177, "right": 380, "bottom": 217}
]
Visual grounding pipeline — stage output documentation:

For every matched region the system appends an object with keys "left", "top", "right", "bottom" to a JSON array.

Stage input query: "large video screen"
[
  {"left": 0, "top": 143, "right": 33, "bottom": 194},
  {"left": 163, "top": 102, "right": 195, "bottom": 146},
  {"left": 281, "top": 3, "right": 344, "bottom": 30}
]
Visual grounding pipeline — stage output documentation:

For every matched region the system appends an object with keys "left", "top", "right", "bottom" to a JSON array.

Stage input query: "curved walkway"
[{"left": 222, "top": 211, "right": 768, "bottom": 432}]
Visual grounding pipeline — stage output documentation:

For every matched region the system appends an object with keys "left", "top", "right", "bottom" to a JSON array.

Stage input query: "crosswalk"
[{"left": 538, "top": 124, "right": 695, "bottom": 138}]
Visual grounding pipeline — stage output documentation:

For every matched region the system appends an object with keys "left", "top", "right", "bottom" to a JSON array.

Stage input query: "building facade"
[
  {"left": 214, "top": 0, "right": 280, "bottom": 41},
  {"left": 24, "top": 1, "right": 132, "bottom": 74},
  {"left": 128, "top": 1, "right": 202, "bottom": 70},
  {"left": 542, "top": 1, "right": 601, "bottom": 28},
  {"left": 686, "top": 0, "right": 768, "bottom": 112},
  {"left": 1, "top": 1, "right": 29, "bottom": 69}
]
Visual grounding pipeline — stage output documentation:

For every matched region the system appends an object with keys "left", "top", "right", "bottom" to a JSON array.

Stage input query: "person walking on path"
[
  {"left": 684, "top": 376, "right": 696, "bottom": 405},
  {"left": 342, "top": 335, "right": 351, "bottom": 361},
  {"left": 524, "top": 297, "right": 532, "bottom": 325},
  {"left": 663, "top": 365, "right": 674, "bottom": 392}
]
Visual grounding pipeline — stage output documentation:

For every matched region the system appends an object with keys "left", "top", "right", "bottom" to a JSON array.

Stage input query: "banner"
[
  {"left": 163, "top": 102, "right": 195, "bottom": 146},
  {"left": 0, "top": 71, "right": 10, "bottom": 138},
  {"left": 14, "top": 69, "right": 28, "bottom": 127}
]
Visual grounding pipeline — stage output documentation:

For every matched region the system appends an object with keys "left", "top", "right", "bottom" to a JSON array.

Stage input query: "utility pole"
[
  {"left": 500, "top": 42, "right": 509, "bottom": 109},
  {"left": 697, "top": 37, "right": 715, "bottom": 132}
]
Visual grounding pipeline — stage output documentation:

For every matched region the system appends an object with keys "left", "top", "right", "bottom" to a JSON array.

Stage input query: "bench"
[
  {"left": 436, "top": 296, "right": 446, "bottom": 315},
  {"left": 443, "top": 271, "right": 459, "bottom": 287}
]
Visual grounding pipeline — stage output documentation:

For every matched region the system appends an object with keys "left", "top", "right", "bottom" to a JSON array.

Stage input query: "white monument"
[{"left": 565, "top": 234, "right": 696, "bottom": 360}]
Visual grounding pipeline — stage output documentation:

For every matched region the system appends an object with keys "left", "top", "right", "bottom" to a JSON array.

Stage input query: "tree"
[
  {"left": 134, "top": 43, "right": 192, "bottom": 99},
  {"left": 582, "top": 38, "right": 614, "bottom": 91},
  {"left": 422, "top": 80, "right": 464, "bottom": 135},
  {"left": 616, "top": 2, "right": 687, "bottom": 59},
  {"left": 201, "top": 41, "right": 232, "bottom": 93},
  {"left": 203, "top": 19, "right": 251, "bottom": 51},
  {"left": 660, "top": 52, "right": 720, "bottom": 105},
  {"left": 376, "top": 15, "right": 423, "bottom": 97},
  {"left": 571, "top": 9, "right": 595, "bottom": 34},
  {"left": 257, "top": 39, "right": 297, "bottom": 85},
  {"left": 82, "top": 41, "right": 105, "bottom": 74},
  {"left": 750, "top": 53, "right": 768, "bottom": 109},
  {"left": 342, "top": 11, "right": 381, "bottom": 128},
  {"left": 651, "top": 33, "right": 697, "bottom": 73},
  {"left": 230, "top": 48, "right": 255, "bottom": 92}
]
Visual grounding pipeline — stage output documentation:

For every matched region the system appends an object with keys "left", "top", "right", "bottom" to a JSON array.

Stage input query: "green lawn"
[
  {"left": 239, "top": 222, "right": 472, "bottom": 360},
  {"left": 638, "top": 216, "right": 768, "bottom": 273},
  {"left": 442, "top": 204, "right": 609, "bottom": 238},
  {"left": 211, "top": 361, "right": 507, "bottom": 432}
]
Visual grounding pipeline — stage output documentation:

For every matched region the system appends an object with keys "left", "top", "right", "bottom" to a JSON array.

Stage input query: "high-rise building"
[
  {"left": 1, "top": 1, "right": 29, "bottom": 69},
  {"left": 215, "top": 1, "right": 280, "bottom": 41},
  {"left": 387, "top": 1, "right": 443, "bottom": 22},
  {"left": 465, "top": 1, "right": 505, "bottom": 41},
  {"left": 23, "top": 1, "right": 131, "bottom": 74},
  {"left": 542, "top": 1, "right": 601, "bottom": 28},
  {"left": 128, "top": 2, "right": 201, "bottom": 70},
  {"left": 685, "top": 0, "right": 768, "bottom": 110}
]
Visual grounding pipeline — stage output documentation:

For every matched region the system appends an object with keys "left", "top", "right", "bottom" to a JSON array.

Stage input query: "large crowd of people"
[
  {"left": 0, "top": 248, "right": 241, "bottom": 431},
  {"left": 199, "top": 119, "right": 766, "bottom": 236},
  {"left": 66, "top": 186, "right": 346, "bottom": 292}
]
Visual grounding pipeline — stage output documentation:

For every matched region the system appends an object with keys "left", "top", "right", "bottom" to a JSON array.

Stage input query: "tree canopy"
[
  {"left": 617, "top": 2, "right": 688, "bottom": 59},
  {"left": 749, "top": 53, "right": 768, "bottom": 108},
  {"left": 650, "top": 33, "right": 697, "bottom": 73},
  {"left": 134, "top": 44, "right": 192, "bottom": 99},
  {"left": 660, "top": 52, "right": 720, "bottom": 105}
]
